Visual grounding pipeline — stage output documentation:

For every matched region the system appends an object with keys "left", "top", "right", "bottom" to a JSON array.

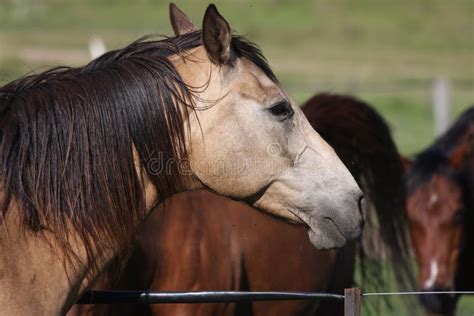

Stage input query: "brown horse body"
[
  {"left": 70, "top": 93, "right": 411, "bottom": 316},
  {"left": 406, "top": 107, "right": 474, "bottom": 316},
  {"left": 72, "top": 191, "right": 344, "bottom": 316}
]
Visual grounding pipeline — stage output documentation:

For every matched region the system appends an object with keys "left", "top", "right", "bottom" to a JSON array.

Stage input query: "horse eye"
[{"left": 269, "top": 101, "right": 293, "bottom": 120}]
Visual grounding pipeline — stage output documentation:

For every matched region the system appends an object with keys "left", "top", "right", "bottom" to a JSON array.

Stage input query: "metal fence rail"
[
  {"left": 77, "top": 290, "right": 344, "bottom": 304},
  {"left": 77, "top": 288, "right": 474, "bottom": 316}
]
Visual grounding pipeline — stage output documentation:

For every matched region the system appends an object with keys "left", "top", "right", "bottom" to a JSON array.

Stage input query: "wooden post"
[
  {"left": 344, "top": 288, "right": 361, "bottom": 316},
  {"left": 433, "top": 77, "right": 451, "bottom": 136}
]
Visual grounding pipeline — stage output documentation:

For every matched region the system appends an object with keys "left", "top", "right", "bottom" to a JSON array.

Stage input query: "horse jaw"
[{"left": 251, "top": 113, "right": 365, "bottom": 250}]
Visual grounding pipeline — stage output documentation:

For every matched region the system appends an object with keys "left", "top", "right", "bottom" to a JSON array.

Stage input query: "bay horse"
[
  {"left": 69, "top": 93, "right": 412, "bottom": 316},
  {"left": 0, "top": 4, "right": 365, "bottom": 315},
  {"left": 406, "top": 107, "right": 474, "bottom": 316}
]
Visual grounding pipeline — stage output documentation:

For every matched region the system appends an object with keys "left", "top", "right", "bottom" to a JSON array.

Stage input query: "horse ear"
[
  {"left": 400, "top": 155, "right": 412, "bottom": 173},
  {"left": 202, "top": 4, "right": 232, "bottom": 65},
  {"left": 169, "top": 3, "right": 197, "bottom": 36},
  {"left": 450, "top": 126, "right": 474, "bottom": 170}
]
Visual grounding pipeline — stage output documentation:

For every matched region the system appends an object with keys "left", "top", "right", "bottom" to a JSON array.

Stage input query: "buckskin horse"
[
  {"left": 0, "top": 4, "right": 365, "bottom": 315},
  {"left": 406, "top": 107, "right": 474, "bottom": 316},
  {"left": 69, "top": 92, "right": 412, "bottom": 316}
]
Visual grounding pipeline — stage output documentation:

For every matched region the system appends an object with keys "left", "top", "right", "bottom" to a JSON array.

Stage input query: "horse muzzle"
[{"left": 420, "top": 287, "right": 457, "bottom": 316}]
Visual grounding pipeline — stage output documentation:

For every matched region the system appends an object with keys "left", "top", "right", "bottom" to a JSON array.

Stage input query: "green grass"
[{"left": 0, "top": 1, "right": 473, "bottom": 314}]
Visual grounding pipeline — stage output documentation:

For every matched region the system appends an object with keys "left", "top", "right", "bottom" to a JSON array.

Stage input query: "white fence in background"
[
  {"left": 88, "top": 36, "right": 107, "bottom": 60},
  {"left": 432, "top": 77, "right": 452, "bottom": 136}
]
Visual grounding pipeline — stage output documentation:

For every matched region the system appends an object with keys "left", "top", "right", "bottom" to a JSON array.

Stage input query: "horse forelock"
[
  {"left": 230, "top": 35, "right": 277, "bottom": 84},
  {"left": 407, "top": 148, "right": 451, "bottom": 193},
  {"left": 408, "top": 105, "right": 474, "bottom": 195}
]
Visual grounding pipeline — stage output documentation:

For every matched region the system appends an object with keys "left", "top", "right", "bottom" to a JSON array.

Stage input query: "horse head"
[
  {"left": 406, "top": 122, "right": 474, "bottom": 315},
  {"left": 168, "top": 4, "right": 365, "bottom": 250}
]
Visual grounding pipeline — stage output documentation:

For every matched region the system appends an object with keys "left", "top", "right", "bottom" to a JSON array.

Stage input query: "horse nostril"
[
  {"left": 359, "top": 218, "right": 365, "bottom": 230},
  {"left": 357, "top": 195, "right": 366, "bottom": 217}
]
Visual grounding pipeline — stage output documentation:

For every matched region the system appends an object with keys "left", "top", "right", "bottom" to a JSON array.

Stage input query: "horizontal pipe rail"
[
  {"left": 77, "top": 290, "right": 345, "bottom": 304},
  {"left": 77, "top": 289, "right": 474, "bottom": 306}
]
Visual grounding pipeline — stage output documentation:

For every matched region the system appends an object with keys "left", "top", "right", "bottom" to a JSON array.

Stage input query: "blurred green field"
[{"left": 1, "top": 1, "right": 473, "bottom": 314}]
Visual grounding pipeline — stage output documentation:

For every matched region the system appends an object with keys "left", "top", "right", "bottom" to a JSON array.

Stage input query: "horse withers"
[
  {"left": 406, "top": 107, "right": 474, "bottom": 315},
  {"left": 0, "top": 4, "right": 364, "bottom": 315}
]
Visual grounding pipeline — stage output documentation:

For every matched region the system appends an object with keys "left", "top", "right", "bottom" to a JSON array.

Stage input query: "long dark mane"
[
  {"left": 302, "top": 94, "right": 414, "bottom": 293},
  {"left": 0, "top": 31, "right": 275, "bottom": 273}
]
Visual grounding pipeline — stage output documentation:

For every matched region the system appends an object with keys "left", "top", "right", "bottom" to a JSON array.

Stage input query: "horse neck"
[
  {"left": 0, "top": 42, "right": 202, "bottom": 314},
  {"left": 0, "top": 169, "right": 169, "bottom": 315},
  {"left": 0, "top": 202, "right": 95, "bottom": 315},
  {"left": 0, "top": 111, "right": 200, "bottom": 314}
]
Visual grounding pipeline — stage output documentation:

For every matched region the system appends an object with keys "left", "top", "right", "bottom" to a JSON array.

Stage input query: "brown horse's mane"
[
  {"left": 0, "top": 30, "right": 276, "bottom": 272},
  {"left": 302, "top": 94, "right": 414, "bottom": 293}
]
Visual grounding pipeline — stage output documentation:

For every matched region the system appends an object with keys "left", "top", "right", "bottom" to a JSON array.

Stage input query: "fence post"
[
  {"left": 88, "top": 36, "right": 107, "bottom": 59},
  {"left": 344, "top": 288, "right": 361, "bottom": 316},
  {"left": 432, "top": 77, "right": 451, "bottom": 136}
]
